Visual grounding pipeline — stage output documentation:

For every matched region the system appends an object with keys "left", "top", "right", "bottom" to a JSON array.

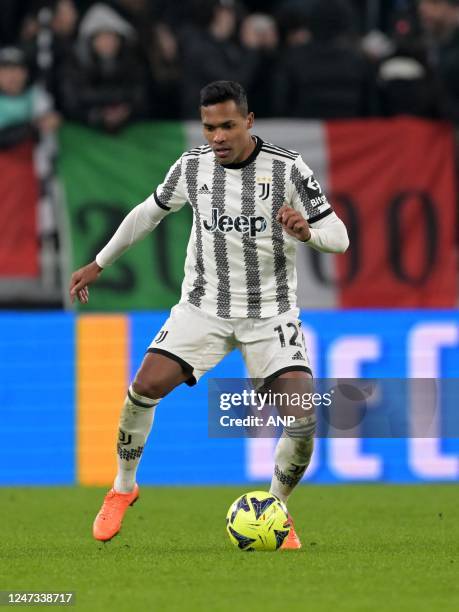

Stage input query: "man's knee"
[
  {"left": 132, "top": 351, "right": 190, "bottom": 399},
  {"left": 131, "top": 376, "right": 172, "bottom": 400}
]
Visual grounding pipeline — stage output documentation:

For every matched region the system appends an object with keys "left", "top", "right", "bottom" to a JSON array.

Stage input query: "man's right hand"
[{"left": 69, "top": 261, "right": 103, "bottom": 304}]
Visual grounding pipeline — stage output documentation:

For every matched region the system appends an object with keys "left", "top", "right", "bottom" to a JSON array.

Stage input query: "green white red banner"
[
  {"left": 0, "top": 141, "right": 39, "bottom": 277},
  {"left": 328, "top": 118, "right": 457, "bottom": 307}
]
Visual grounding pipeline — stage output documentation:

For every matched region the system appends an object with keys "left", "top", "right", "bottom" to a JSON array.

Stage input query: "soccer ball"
[{"left": 226, "top": 491, "right": 290, "bottom": 551}]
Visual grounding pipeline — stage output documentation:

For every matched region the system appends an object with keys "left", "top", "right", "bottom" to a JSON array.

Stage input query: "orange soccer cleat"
[
  {"left": 92, "top": 484, "right": 139, "bottom": 541},
  {"left": 281, "top": 513, "right": 302, "bottom": 550}
]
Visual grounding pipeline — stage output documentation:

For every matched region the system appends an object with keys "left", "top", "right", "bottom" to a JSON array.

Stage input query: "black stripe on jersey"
[
  {"left": 264, "top": 141, "right": 298, "bottom": 154},
  {"left": 261, "top": 146, "right": 297, "bottom": 162},
  {"left": 241, "top": 164, "right": 262, "bottom": 318},
  {"left": 262, "top": 143, "right": 297, "bottom": 156},
  {"left": 263, "top": 143, "right": 298, "bottom": 159},
  {"left": 185, "top": 158, "right": 207, "bottom": 308},
  {"left": 211, "top": 161, "right": 231, "bottom": 318},
  {"left": 290, "top": 165, "right": 320, "bottom": 219},
  {"left": 188, "top": 145, "right": 211, "bottom": 153},
  {"left": 271, "top": 159, "right": 291, "bottom": 314},
  {"left": 158, "top": 160, "right": 183, "bottom": 207},
  {"left": 309, "top": 207, "right": 333, "bottom": 225},
  {"left": 183, "top": 146, "right": 212, "bottom": 158},
  {"left": 153, "top": 189, "right": 171, "bottom": 211}
]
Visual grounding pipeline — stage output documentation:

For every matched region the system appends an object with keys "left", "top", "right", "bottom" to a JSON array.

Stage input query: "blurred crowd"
[{"left": 1, "top": 0, "right": 459, "bottom": 141}]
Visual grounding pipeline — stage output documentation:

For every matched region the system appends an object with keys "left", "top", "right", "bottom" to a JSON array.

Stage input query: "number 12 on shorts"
[{"left": 274, "top": 322, "right": 302, "bottom": 348}]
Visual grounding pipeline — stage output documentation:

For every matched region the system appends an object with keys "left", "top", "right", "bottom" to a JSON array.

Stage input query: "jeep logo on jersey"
[{"left": 203, "top": 208, "right": 267, "bottom": 237}]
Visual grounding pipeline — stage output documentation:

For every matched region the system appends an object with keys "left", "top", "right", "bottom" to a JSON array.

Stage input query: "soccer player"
[{"left": 69, "top": 80, "right": 349, "bottom": 549}]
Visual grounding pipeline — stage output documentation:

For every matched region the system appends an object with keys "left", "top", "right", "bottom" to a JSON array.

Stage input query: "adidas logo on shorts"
[{"left": 292, "top": 351, "right": 305, "bottom": 361}]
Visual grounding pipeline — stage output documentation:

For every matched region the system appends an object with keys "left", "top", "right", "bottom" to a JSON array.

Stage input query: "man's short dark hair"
[{"left": 200, "top": 81, "right": 249, "bottom": 116}]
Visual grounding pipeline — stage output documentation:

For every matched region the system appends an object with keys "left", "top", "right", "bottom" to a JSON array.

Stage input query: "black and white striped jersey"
[{"left": 153, "top": 136, "right": 333, "bottom": 318}]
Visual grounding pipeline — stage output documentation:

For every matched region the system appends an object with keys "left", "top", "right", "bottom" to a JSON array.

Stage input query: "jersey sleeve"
[
  {"left": 154, "top": 156, "right": 188, "bottom": 212},
  {"left": 304, "top": 211, "right": 349, "bottom": 253},
  {"left": 288, "top": 155, "right": 333, "bottom": 224}
]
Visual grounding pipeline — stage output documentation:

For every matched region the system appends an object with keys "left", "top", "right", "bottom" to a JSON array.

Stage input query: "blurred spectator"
[
  {"left": 109, "top": 0, "right": 153, "bottom": 41},
  {"left": 0, "top": 46, "right": 60, "bottom": 149},
  {"left": 274, "top": 1, "right": 310, "bottom": 47},
  {"left": 273, "top": 0, "right": 371, "bottom": 118},
  {"left": 361, "top": 29, "right": 396, "bottom": 62},
  {"left": 20, "top": 0, "right": 79, "bottom": 88},
  {"left": 240, "top": 12, "right": 277, "bottom": 49},
  {"left": 374, "top": 5, "right": 439, "bottom": 117},
  {"left": 376, "top": 51, "right": 438, "bottom": 117},
  {"left": 240, "top": 13, "right": 278, "bottom": 116},
  {"left": 143, "top": 22, "right": 181, "bottom": 119},
  {"left": 178, "top": 0, "right": 261, "bottom": 119},
  {"left": 418, "top": 0, "right": 459, "bottom": 122},
  {"left": 102, "top": 0, "right": 181, "bottom": 118},
  {"left": 0, "top": 0, "right": 28, "bottom": 46},
  {"left": 57, "top": 3, "right": 150, "bottom": 132}
]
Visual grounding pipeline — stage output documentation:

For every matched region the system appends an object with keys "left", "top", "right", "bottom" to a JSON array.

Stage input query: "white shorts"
[{"left": 148, "top": 302, "right": 312, "bottom": 386}]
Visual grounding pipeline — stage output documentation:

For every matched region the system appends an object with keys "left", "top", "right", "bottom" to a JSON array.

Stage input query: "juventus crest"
[
  {"left": 154, "top": 330, "right": 169, "bottom": 344},
  {"left": 257, "top": 177, "right": 272, "bottom": 200}
]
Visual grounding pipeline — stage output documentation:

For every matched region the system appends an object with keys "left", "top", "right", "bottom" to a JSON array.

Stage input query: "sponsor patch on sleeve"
[{"left": 302, "top": 175, "right": 328, "bottom": 207}]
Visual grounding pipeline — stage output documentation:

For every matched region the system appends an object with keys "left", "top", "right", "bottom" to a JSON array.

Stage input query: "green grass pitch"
[{"left": 1, "top": 485, "right": 458, "bottom": 611}]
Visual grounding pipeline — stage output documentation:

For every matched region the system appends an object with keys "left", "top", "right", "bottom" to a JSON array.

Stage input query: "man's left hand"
[{"left": 277, "top": 204, "right": 311, "bottom": 242}]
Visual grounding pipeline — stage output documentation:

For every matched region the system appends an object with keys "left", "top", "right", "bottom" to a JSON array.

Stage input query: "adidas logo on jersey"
[
  {"left": 292, "top": 351, "right": 305, "bottom": 361},
  {"left": 203, "top": 207, "right": 267, "bottom": 237},
  {"left": 198, "top": 184, "right": 212, "bottom": 194}
]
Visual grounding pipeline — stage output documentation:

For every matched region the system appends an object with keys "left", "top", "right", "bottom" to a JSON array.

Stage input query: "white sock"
[
  {"left": 113, "top": 385, "right": 159, "bottom": 493},
  {"left": 269, "top": 416, "right": 315, "bottom": 503}
]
